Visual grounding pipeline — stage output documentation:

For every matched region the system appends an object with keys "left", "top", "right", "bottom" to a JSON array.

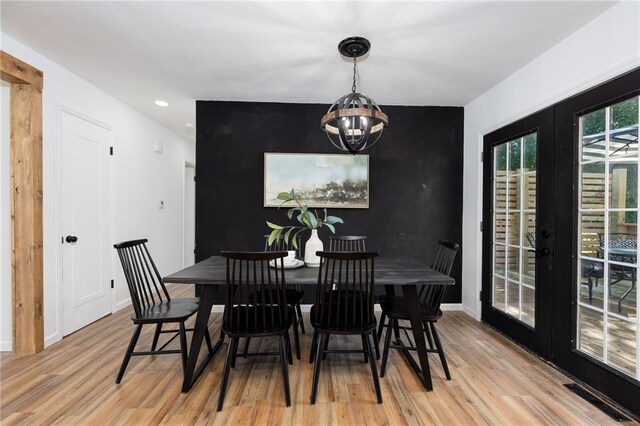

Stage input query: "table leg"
[
  {"left": 182, "top": 285, "right": 224, "bottom": 392},
  {"left": 402, "top": 284, "right": 433, "bottom": 391}
]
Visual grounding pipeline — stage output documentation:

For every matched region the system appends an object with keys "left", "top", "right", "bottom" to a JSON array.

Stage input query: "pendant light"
[{"left": 321, "top": 37, "right": 389, "bottom": 154}]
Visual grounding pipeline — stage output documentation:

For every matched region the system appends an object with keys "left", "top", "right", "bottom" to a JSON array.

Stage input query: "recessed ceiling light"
[{"left": 154, "top": 100, "right": 169, "bottom": 107}]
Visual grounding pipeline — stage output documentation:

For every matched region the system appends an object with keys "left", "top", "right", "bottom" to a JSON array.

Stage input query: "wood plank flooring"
[{"left": 1, "top": 284, "right": 636, "bottom": 425}]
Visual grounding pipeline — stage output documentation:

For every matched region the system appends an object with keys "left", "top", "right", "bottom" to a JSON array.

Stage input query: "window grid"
[
  {"left": 492, "top": 134, "right": 536, "bottom": 327},
  {"left": 576, "top": 97, "right": 640, "bottom": 380}
]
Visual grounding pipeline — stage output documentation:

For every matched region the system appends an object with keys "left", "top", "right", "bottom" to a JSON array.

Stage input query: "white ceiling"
[{"left": 1, "top": 1, "right": 616, "bottom": 141}]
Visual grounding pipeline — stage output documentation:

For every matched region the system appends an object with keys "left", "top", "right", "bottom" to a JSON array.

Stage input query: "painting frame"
[{"left": 264, "top": 153, "right": 369, "bottom": 209}]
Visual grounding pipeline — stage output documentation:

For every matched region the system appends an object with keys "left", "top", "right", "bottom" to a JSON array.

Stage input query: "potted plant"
[{"left": 267, "top": 189, "right": 344, "bottom": 267}]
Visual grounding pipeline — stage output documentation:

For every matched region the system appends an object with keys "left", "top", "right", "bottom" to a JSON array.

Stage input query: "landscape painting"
[{"left": 264, "top": 153, "right": 369, "bottom": 208}]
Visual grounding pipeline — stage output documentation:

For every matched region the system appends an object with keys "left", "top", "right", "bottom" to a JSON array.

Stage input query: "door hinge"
[
  {"left": 479, "top": 290, "right": 483, "bottom": 301},
  {"left": 193, "top": 175, "right": 196, "bottom": 182},
  {"left": 111, "top": 279, "right": 114, "bottom": 289},
  {"left": 480, "top": 221, "right": 484, "bottom": 232},
  {"left": 110, "top": 146, "right": 114, "bottom": 155},
  {"left": 480, "top": 151, "right": 484, "bottom": 162}
]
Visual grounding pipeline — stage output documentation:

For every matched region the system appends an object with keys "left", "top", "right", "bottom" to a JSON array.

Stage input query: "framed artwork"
[{"left": 264, "top": 153, "right": 369, "bottom": 208}]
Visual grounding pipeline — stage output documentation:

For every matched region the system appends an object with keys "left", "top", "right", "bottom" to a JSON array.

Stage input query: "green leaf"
[
  {"left": 277, "top": 192, "right": 293, "bottom": 201},
  {"left": 306, "top": 211, "right": 318, "bottom": 229},
  {"left": 292, "top": 229, "right": 306, "bottom": 249},
  {"left": 324, "top": 215, "right": 344, "bottom": 225},
  {"left": 283, "top": 228, "right": 293, "bottom": 245},
  {"left": 287, "top": 208, "right": 295, "bottom": 220},
  {"left": 325, "top": 223, "right": 336, "bottom": 234},
  {"left": 268, "top": 229, "right": 282, "bottom": 246},
  {"left": 266, "top": 221, "right": 283, "bottom": 230},
  {"left": 324, "top": 208, "right": 328, "bottom": 221}
]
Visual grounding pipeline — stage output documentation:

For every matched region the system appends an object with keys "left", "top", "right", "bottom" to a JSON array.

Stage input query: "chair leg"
[
  {"left": 242, "top": 338, "right": 251, "bottom": 358},
  {"left": 296, "top": 303, "right": 305, "bottom": 334},
  {"left": 380, "top": 318, "right": 394, "bottom": 377},
  {"left": 309, "top": 331, "right": 318, "bottom": 364},
  {"left": 116, "top": 324, "right": 143, "bottom": 384},
  {"left": 372, "top": 330, "right": 380, "bottom": 360},
  {"left": 231, "top": 337, "right": 239, "bottom": 368},
  {"left": 179, "top": 322, "right": 188, "bottom": 372},
  {"left": 217, "top": 337, "right": 237, "bottom": 412},
  {"left": 278, "top": 335, "right": 292, "bottom": 407},
  {"left": 204, "top": 326, "right": 214, "bottom": 354},
  {"left": 151, "top": 323, "right": 162, "bottom": 351},
  {"left": 362, "top": 335, "right": 369, "bottom": 363},
  {"left": 423, "top": 321, "right": 435, "bottom": 350},
  {"left": 377, "top": 312, "right": 387, "bottom": 342},
  {"left": 322, "top": 334, "right": 330, "bottom": 360},
  {"left": 430, "top": 322, "right": 451, "bottom": 380},
  {"left": 310, "top": 333, "right": 326, "bottom": 405},
  {"left": 285, "top": 334, "right": 293, "bottom": 365},
  {"left": 291, "top": 316, "right": 301, "bottom": 360},
  {"left": 364, "top": 333, "right": 383, "bottom": 404}
]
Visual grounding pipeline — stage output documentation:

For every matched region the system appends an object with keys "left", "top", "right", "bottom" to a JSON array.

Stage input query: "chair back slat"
[
  {"left": 419, "top": 240, "right": 459, "bottom": 310},
  {"left": 314, "top": 251, "right": 378, "bottom": 332},
  {"left": 222, "top": 251, "right": 289, "bottom": 335},
  {"left": 114, "top": 239, "right": 170, "bottom": 318},
  {"left": 328, "top": 235, "right": 366, "bottom": 252}
]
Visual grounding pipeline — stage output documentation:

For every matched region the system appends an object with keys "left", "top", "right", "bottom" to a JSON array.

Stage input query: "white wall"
[
  {"left": 0, "top": 83, "right": 11, "bottom": 350},
  {"left": 462, "top": 1, "right": 640, "bottom": 319},
  {"left": 0, "top": 33, "right": 195, "bottom": 350}
]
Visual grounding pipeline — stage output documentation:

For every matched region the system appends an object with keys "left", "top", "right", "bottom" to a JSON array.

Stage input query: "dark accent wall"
[{"left": 195, "top": 101, "right": 464, "bottom": 303}]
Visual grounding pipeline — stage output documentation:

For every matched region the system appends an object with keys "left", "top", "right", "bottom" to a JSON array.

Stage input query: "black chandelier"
[{"left": 321, "top": 37, "right": 389, "bottom": 154}]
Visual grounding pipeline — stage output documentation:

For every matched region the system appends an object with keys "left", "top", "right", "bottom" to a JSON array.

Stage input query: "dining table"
[{"left": 163, "top": 255, "right": 455, "bottom": 393}]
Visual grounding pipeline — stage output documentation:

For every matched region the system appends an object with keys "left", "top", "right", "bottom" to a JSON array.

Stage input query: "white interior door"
[
  {"left": 184, "top": 163, "right": 195, "bottom": 267},
  {"left": 61, "top": 110, "right": 112, "bottom": 336}
]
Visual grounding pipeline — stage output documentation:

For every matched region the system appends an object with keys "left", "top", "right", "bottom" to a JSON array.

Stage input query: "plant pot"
[{"left": 304, "top": 229, "right": 323, "bottom": 267}]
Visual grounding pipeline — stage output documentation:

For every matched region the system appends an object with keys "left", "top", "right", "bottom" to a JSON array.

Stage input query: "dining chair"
[
  {"left": 309, "top": 251, "right": 382, "bottom": 404},
  {"left": 377, "top": 241, "right": 459, "bottom": 381},
  {"left": 324, "top": 234, "right": 378, "bottom": 358},
  {"left": 217, "top": 251, "right": 294, "bottom": 411},
  {"left": 240, "top": 236, "right": 304, "bottom": 360},
  {"left": 328, "top": 235, "right": 367, "bottom": 252},
  {"left": 113, "top": 239, "right": 213, "bottom": 384},
  {"left": 597, "top": 233, "right": 637, "bottom": 312}
]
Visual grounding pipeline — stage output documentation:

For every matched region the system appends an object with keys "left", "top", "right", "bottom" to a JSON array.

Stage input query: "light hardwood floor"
[{"left": 1, "top": 284, "right": 636, "bottom": 425}]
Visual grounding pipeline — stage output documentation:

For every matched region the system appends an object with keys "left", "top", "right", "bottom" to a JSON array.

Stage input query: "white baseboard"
[
  {"left": 45, "top": 332, "right": 60, "bottom": 348},
  {"left": 441, "top": 303, "right": 463, "bottom": 311},
  {"left": 115, "top": 298, "right": 131, "bottom": 312},
  {"left": 462, "top": 305, "right": 478, "bottom": 320},
  {"left": 0, "top": 340, "right": 11, "bottom": 352}
]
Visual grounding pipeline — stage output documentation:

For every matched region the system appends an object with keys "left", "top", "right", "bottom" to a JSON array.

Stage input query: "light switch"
[
  {"left": 157, "top": 200, "right": 164, "bottom": 209},
  {"left": 154, "top": 140, "right": 164, "bottom": 153}
]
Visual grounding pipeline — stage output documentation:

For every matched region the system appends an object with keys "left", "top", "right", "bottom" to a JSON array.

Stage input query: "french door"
[
  {"left": 554, "top": 69, "right": 639, "bottom": 413},
  {"left": 482, "top": 108, "right": 555, "bottom": 357},
  {"left": 483, "top": 68, "right": 640, "bottom": 414}
]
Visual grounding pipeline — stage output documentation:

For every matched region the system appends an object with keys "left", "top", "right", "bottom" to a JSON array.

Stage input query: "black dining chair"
[
  {"left": 217, "top": 251, "right": 294, "bottom": 411},
  {"left": 328, "top": 235, "right": 367, "bottom": 252},
  {"left": 377, "top": 241, "right": 459, "bottom": 381},
  {"left": 322, "top": 235, "right": 378, "bottom": 359},
  {"left": 113, "top": 239, "right": 213, "bottom": 384},
  {"left": 240, "top": 236, "right": 305, "bottom": 360},
  {"left": 309, "top": 251, "right": 382, "bottom": 404}
]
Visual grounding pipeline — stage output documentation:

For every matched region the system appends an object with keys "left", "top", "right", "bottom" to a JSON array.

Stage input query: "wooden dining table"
[{"left": 163, "top": 255, "right": 455, "bottom": 393}]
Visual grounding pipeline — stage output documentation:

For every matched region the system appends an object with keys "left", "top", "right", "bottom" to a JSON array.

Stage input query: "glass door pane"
[
  {"left": 492, "top": 132, "right": 537, "bottom": 327},
  {"left": 576, "top": 95, "right": 639, "bottom": 380}
]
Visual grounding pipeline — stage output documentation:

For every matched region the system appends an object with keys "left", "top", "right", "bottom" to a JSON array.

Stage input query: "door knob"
[
  {"left": 535, "top": 247, "right": 550, "bottom": 257},
  {"left": 65, "top": 235, "right": 78, "bottom": 243}
]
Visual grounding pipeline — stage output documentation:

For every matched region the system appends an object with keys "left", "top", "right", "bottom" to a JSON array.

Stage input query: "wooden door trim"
[{"left": 1, "top": 51, "right": 44, "bottom": 354}]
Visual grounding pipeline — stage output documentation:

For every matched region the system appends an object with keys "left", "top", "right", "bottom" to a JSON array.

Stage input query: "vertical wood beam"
[{"left": 2, "top": 51, "right": 44, "bottom": 354}]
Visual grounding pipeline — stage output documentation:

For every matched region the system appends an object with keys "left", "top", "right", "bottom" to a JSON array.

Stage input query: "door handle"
[
  {"left": 65, "top": 235, "right": 78, "bottom": 243},
  {"left": 535, "top": 247, "right": 550, "bottom": 257}
]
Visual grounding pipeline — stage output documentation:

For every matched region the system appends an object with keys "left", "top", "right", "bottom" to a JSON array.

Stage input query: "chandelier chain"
[{"left": 352, "top": 56, "right": 357, "bottom": 94}]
